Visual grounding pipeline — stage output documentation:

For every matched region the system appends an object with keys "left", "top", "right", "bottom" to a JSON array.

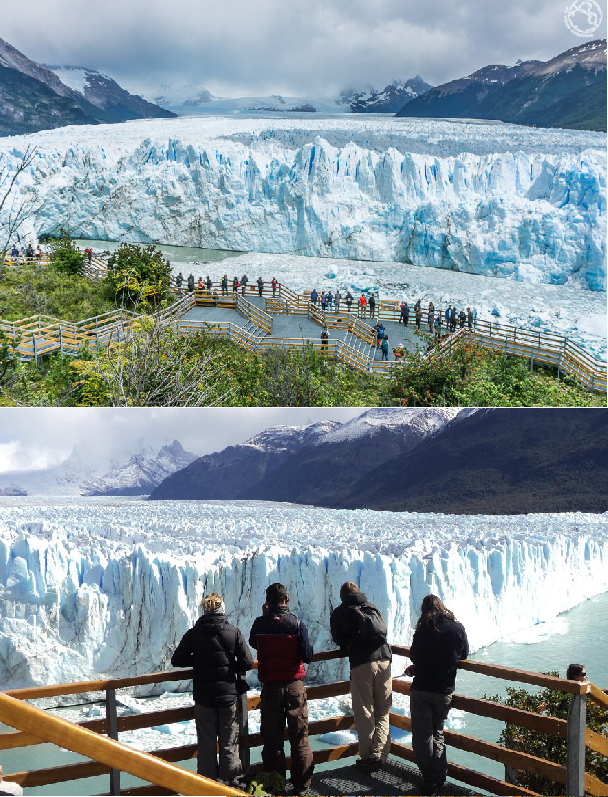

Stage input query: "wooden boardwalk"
[{"left": 2, "top": 255, "right": 606, "bottom": 392}]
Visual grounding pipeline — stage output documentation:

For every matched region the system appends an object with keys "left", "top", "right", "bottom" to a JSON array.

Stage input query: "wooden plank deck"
[{"left": 308, "top": 757, "right": 475, "bottom": 797}]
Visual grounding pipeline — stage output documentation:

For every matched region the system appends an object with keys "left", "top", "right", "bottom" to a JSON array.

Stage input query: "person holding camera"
[{"left": 172, "top": 593, "right": 253, "bottom": 786}]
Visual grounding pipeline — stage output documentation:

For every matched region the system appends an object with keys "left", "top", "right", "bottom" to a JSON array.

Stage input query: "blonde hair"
[{"left": 202, "top": 593, "right": 223, "bottom": 613}]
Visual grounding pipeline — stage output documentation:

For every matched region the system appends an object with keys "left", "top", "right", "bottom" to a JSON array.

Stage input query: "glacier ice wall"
[
  {"left": 1, "top": 117, "right": 605, "bottom": 290},
  {"left": 0, "top": 500, "right": 607, "bottom": 690}
]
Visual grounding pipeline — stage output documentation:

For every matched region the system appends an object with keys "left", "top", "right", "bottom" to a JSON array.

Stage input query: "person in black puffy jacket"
[
  {"left": 249, "top": 583, "right": 314, "bottom": 792},
  {"left": 172, "top": 593, "right": 253, "bottom": 785},
  {"left": 405, "top": 594, "right": 469, "bottom": 795}
]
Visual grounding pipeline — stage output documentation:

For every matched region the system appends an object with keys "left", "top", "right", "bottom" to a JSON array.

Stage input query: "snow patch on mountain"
[
  {"left": 81, "top": 441, "right": 197, "bottom": 496},
  {"left": 318, "top": 408, "right": 468, "bottom": 445},
  {"left": 245, "top": 420, "right": 342, "bottom": 452}
]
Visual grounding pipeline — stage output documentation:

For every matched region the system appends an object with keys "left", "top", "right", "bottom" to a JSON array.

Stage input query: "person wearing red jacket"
[
  {"left": 358, "top": 294, "right": 367, "bottom": 317},
  {"left": 249, "top": 583, "right": 314, "bottom": 793}
]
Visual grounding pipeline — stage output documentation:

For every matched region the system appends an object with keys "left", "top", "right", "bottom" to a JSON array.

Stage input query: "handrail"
[
  {"left": 0, "top": 693, "right": 246, "bottom": 796},
  {"left": 4, "top": 258, "right": 605, "bottom": 390},
  {"left": 1, "top": 646, "right": 605, "bottom": 797}
]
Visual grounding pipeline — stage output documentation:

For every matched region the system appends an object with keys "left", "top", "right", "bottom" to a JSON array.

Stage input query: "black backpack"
[{"left": 351, "top": 604, "right": 387, "bottom": 646}]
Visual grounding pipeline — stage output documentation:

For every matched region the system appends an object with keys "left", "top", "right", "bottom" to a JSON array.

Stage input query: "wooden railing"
[
  {"left": 0, "top": 647, "right": 605, "bottom": 797},
  {"left": 5, "top": 255, "right": 605, "bottom": 391}
]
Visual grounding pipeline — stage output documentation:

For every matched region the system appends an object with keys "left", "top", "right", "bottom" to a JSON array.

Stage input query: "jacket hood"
[{"left": 343, "top": 591, "right": 367, "bottom": 606}]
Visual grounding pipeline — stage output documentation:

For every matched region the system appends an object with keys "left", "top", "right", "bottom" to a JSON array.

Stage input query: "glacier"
[
  {"left": 0, "top": 115, "right": 605, "bottom": 290},
  {"left": 0, "top": 498, "right": 606, "bottom": 691}
]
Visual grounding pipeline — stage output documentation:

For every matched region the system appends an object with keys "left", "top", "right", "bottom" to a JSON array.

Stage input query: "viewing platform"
[
  {"left": 0, "top": 645, "right": 606, "bottom": 797},
  {"left": 2, "top": 255, "right": 606, "bottom": 392}
]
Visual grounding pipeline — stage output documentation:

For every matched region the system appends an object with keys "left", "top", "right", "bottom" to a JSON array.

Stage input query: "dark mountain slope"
[
  {"left": 397, "top": 40, "right": 607, "bottom": 132},
  {"left": 0, "top": 64, "right": 94, "bottom": 136},
  {"left": 338, "top": 409, "right": 608, "bottom": 514}
]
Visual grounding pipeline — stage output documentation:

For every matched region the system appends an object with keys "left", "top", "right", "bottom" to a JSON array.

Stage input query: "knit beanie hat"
[{"left": 203, "top": 593, "right": 225, "bottom": 614}]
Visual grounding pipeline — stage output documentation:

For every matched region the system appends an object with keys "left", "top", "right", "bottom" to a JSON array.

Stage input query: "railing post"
[
  {"left": 566, "top": 690, "right": 587, "bottom": 797},
  {"left": 32, "top": 333, "right": 38, "bottom": 368},
  {"left": 105, "top": 688, "right": 121, "bottom": 795}
]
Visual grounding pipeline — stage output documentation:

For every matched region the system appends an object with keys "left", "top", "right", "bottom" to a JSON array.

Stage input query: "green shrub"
[
  {"left": 104, "top": 243, "right": 172, "bottom": 309},
  {"left": 49, "top": 229, "right": 86, "bottom": 275},
  {"left": 485, "top": 675, "right": 608, "bottom": 795}
]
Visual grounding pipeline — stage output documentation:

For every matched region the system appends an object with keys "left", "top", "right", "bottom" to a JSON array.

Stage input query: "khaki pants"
[
  {"left": 194, "top": 702, "right": 241, "bottom": 782},
  {"left": 260, "top": 679, "right": 314, "bottom": 789},
  {"left": 350, "top": 659, "right": 392, "bottom": 762},
  {"left": 409, "top": 688, "right": 452, "bottom": 784}
]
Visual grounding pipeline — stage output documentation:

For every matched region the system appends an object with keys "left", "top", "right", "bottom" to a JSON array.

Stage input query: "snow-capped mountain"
[
  {"left": 0, "top": 450, "right": 101, "bottom": 496},
  {"left": 150, "top": 410, "right": 467, "bottom": 502},
  {"left": 0, "top": 36, "right": 174, "bottom": 137},
  {"left": 81, "top": 441, "right": 197, "bottom": 496},
  {"left": 397, "top": 40, "right": 607, "bottom": 132},
  {"left": 0, "top": 441, "right": 196, "bottom": 497},
  {"left": 350, "top": 76, "right": 432, "bottom": 113},
  {"left": 150, "top": 421, "right": 341, "bottom": 500},
  {"left": 45, "top": 65, "right": 176, "bottom": 123}
]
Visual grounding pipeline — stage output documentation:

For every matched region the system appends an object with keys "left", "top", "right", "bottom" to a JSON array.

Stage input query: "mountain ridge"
[{"left": 396, "top": 39, "right": 607, "bottom": 132}]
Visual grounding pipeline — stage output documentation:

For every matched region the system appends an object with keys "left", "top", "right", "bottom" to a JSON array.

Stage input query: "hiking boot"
[{"left": 355, "top": 757, "right": 382, "bottom": 773}]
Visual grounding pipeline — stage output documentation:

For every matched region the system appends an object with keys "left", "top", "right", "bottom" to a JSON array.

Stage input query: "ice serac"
[
  {"left": 1, "top": 117, "right": 605, "bottom": 290},
  {"left": 0, "top": 501, "right": 606, "bottom": 689}
]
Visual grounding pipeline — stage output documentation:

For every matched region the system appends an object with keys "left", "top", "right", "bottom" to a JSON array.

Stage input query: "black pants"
[{"left": 260, "top": 680, "right": 313, "bottom": 789}]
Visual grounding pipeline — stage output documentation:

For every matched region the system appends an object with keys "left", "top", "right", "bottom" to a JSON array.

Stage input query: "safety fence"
[
  {"left": 0, "top": 647, "right": 605, "bottom": 797},
  {"left": 4, "top": 257, "right": 606, "bottom": 391}
]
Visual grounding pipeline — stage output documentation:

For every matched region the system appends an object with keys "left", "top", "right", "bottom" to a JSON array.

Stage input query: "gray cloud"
[
  {"left": 4, "top": 0, "right": 606, "bottom": 97},
  {"left": 0, "top": 408, "right": 361, "bottom": 473}
]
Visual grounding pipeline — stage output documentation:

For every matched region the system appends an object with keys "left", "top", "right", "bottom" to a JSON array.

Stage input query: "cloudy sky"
[
  {"left": 3, "top": 0, "right": 606, "bottom": 97},
  {"left": 0, "top": 408, "right": 361, "bottom": 473}
]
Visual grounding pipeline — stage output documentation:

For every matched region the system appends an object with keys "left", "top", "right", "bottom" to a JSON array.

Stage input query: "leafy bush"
[
  {"left": 104, "top": 243, "right": 172, "bottom": 308},
  {"left": 49, "top": 230, "right": 86, "bottom": 275},
  {"left": 485, "top": 675, "right": 608, "bottom": 795}
]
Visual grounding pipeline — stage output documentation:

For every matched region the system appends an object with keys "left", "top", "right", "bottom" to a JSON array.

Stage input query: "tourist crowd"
[{"left": 172, "top": 583, "right": 468, "bottom": 797}]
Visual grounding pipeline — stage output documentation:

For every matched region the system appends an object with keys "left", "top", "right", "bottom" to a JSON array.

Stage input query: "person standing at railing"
[
  {"left": 198, "top": 277, "right": 204, "bottom": 292},
  {"left": 330, "top": 581, "right": 392, "bottom": 774},
  {"left": 444, "top": 305, "right": 451, "bottom": 330},
  {"left": 310, "top": 288, "right": 318, "bottom": 305},
  {"left": 434, "top": 315, "right": 442, "bottom": 339},
  {"left": 334, "top": 290, "right": 341, "bottom": 313},
  {"left": 175, "top": 272, "right": 184, "bottom": 290},
  {"left": 271, "top": 277, "right": 278, "bottom": 297},
  {"left": 249, "top": 583, "right": 314, "bottom": 795},
  {"left": 428, "top": 303, "right": 435, "bottom": 333},
  {"left": 459, "top": 310, "right": 466, "bottom": 329},
  {"left": 400, "top": 302, "right": 409, "bottom": 326},
  {"left": 368, "top": 293, "right": 376, "bottom": 318},
  {"left": 171, "top": 593, "right": 254, "bottom": 788},
  {"left": 257, "top": 277, "right": 264, "bottom": 297},
  {"left": 466, "top": 308, "right": 473, "bottom": 330},
  {"left": 221, "top": 275, "right": 228, "bottom": 296},
  {"left": 205, "top": 275, "right": 212, "bottom": 294},
  {"left": 241, "top": 274, "right": 249, "bottom": 295},
  {"left": 187, "top": 274, "right": 195, "bottom": 293},
  {"left": 404, "top": 594, "right": 469, "bottom": 796},
  {"left": 358, "top": 294, "right": 366, "bottom": 317},
  {"left": 233, "top": 276, "right": 239, "bottom": 294},
  {"left": 10, "top": 244, "right": 18, "bottom": 260},
  {"left": 35, "top": 245, "right": 42, "bottom": 263},
  {"left": 450, "top": 307, "right": 456, "bottom": 332},
  {"left": 327, "top": 291, "right": 333, "bottom": 312}
]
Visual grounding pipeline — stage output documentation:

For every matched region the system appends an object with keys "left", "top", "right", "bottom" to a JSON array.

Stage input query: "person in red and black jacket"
[{"left": 249, "top": 583, "right": 314, "bottom": 793}]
